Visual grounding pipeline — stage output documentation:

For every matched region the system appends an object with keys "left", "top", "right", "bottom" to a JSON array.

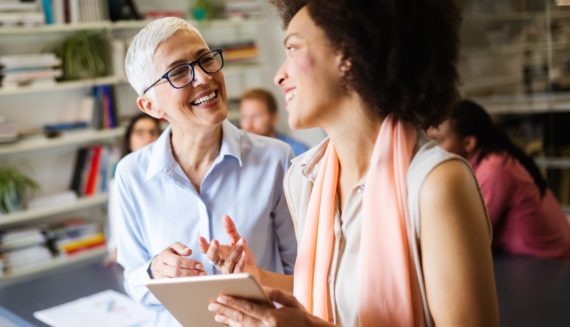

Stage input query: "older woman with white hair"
[{"left": 115, "top": 17, "right": 297, "bottom": 326}]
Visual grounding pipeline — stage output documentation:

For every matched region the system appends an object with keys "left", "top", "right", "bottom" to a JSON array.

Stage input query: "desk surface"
[
  {"left": 0, "top": 261, "right": 124, "bottom": 327},
  {"left": 0, "top": 255, "right": 569, "bottom": 327}
]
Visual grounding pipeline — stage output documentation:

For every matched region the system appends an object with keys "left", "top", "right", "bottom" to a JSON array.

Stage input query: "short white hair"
[{"left": 125, "top": 17, "right": 206, "bottom": 96}]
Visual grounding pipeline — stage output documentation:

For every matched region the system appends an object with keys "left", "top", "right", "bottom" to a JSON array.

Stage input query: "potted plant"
[
  {"left": 53, "top": 31, "right": 111, "bottom": 80},
  {"left": 0, "top": 166, "right": 38, "bottom": 214}
]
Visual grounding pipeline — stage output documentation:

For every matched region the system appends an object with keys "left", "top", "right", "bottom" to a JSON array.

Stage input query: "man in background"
[{"left": 240, "top": 88, "right": 309, "bottom": 156}]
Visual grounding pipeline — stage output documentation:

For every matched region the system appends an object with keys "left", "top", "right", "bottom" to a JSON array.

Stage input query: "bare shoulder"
[
  {"left": 421, "top": 159, "right": 479, "bottom": 203},
  {"left": 418, "top": 159, "right": 498, "bottom": 326},
  {"left": 419, "top": 158, "right": 491, "bottom": 241}
]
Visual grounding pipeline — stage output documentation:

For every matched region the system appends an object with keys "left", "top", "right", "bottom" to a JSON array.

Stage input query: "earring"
[{"left": 339, "top": 60, "right": 351, "bottom": 74}]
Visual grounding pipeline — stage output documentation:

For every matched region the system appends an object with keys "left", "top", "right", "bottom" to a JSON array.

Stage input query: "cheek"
[{"left": 289, "top": 54, "right": 313, "bottom": 78}]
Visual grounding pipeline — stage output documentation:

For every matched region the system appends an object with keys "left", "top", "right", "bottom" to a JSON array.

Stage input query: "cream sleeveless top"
[{"left": 283, "top": 131, "right": 491, "bottom": 326}]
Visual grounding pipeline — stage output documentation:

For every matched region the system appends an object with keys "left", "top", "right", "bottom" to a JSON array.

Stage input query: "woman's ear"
[{"left": 137, "top": 95, "right": 164, "bottom": 119}]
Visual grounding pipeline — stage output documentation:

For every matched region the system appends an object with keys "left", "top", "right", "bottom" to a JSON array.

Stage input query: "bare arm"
[{"left": 420, "top": 160, "right": 499, "bottom": 327}]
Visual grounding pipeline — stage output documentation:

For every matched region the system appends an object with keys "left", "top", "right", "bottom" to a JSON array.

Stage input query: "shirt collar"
[
  {"left": 290, "top": 137, "right": 329, "bottom": 183},
  {"left": 145, "top": 120, "right": 243, "bottom": 181}
]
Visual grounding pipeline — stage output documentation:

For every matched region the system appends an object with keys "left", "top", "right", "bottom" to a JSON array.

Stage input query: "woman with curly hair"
[{"left": 202, "top": 1, "right": 499, "bottom": 326}]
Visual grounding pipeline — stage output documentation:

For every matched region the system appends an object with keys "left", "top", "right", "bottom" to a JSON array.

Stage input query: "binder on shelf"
[
  {"left": 70, "top": 147, "right": 89, "bottom": 195},
  {"left": 84, "top": 145, "right": 102, "bottom": 196},
  {"left": 92, "top": 85, "right": 117, "bottom": 129},
  {"left": 41, "top": 0, "right": 54, "bottom": 24}
]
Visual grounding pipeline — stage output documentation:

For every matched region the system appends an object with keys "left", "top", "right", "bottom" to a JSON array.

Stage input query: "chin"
[{"left": 288, "top": 115, "right": 314, "bottom": 130}]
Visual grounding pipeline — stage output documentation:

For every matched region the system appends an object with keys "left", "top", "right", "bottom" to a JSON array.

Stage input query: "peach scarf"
[{"left": 293, "top": 116, "right": 425, "bottom": 326}]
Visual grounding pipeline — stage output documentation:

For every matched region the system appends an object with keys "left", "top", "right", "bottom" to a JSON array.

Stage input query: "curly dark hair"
[{"left": 271, "top": 0, "right": 461, "bottom": 128}]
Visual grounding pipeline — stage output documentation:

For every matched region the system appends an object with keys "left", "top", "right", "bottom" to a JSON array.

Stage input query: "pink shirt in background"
[{"left": 470, "top": 152, "right": 570, "bottom": 260}]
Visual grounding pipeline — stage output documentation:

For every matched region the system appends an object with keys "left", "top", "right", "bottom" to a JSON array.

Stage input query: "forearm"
[{"left": 258, "top": 268, "right": 294, "bottom": 293}]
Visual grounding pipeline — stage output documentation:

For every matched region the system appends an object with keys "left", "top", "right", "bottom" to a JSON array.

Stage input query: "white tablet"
[{"left": 146, "top": 273, "right": 272, "bottom": 326}]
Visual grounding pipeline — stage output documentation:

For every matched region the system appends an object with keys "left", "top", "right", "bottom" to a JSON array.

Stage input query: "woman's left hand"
[{"left": 208, "top": 287, "right": 320, "bottom": 327}]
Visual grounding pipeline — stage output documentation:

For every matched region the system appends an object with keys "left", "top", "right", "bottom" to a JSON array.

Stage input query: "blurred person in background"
[
  {"left": 429, "top": 99, "right": 570, "bottom": 260},
  {"left": 104, "top": 113, "right": 161, "bottom": 265},
  {"left": 240, "top": 88, "right": 309, "bottom": 156}
]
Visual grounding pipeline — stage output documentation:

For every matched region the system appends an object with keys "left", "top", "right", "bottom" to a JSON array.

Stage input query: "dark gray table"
[
  {"left": 493, "top": 255, "right": 570, "bottom": 327},
  {"left": 0, "top": 261, "right": 124, "bottom": 327},
  {"left": 0, "top": 255, "right": 568, "bottom": 326}
]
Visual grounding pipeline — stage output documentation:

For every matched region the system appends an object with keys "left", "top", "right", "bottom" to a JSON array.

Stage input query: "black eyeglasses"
[{"left": 143, "top": 49, "right": 224, "bottom": 94}]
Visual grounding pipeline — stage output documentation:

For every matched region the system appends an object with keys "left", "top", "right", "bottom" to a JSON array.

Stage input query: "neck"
[
  {"left": 323, "top": 96, "right": 382, "bottom": 183},
  {"left": 170, "top": 123, "right": 223, "bottom": 181}
]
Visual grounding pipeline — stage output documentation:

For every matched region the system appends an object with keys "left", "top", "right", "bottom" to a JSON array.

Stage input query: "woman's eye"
[{"left": 286, "top": 46, "right": 297, "bottom": 55}]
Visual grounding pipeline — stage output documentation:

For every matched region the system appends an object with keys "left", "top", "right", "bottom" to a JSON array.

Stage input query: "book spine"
[
  {"left": 85, "top": 145, "right": 102, "bottom": 196},
  {"left": 41, "top": 0, "right": 54, "bottom": 24}
]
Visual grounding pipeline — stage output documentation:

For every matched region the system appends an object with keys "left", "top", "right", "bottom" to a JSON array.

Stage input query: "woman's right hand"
[{"left": 199, "top": 215, "right": 260, "bottom": 279}]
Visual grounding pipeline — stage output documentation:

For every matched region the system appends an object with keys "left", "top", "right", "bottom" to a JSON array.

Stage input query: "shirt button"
[
  {"left": 357, "top": 185, "right": 365, "bottom": 193},
  {"left": 328, "top": 276, "right": 333, "bottom": 284}
]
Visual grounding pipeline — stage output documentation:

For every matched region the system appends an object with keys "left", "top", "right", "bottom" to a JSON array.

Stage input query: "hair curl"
[{"left": 271, "top": 0, "right": 461, "bottom": 128}]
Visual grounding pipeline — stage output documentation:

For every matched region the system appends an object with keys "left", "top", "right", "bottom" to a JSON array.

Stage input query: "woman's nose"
[{"left": 274, "top": 62, "right": 287, "bottom": 87}]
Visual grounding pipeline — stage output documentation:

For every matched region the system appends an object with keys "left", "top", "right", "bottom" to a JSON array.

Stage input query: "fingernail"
[
  {"left": 237, "top": 238, "right": 244, "bottom": 245},
  {"left": 196, "top": 264, "right": 204, "bottom": 270},
  {"left": 208, "top": 303, "right": 217, "bottom": 311},
  {"left": 217, "top": 296, "right": 227, "bottom": 304},
  {"left": 215, "top": 315, "right": 224, "bottom": 322}
]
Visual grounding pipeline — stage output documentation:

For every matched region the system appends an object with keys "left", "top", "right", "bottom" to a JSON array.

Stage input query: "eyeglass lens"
[{"left": 167, "top": 51, "right": 223, "bottom": 88}]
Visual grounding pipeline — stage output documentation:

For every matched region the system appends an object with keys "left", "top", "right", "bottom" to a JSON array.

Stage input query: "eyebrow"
[
  {"left": 283, "top": 33, "right": 302, "bottom": 46},
  {"left": 165, "top": 48, "right": 210, "bottom": 70}
]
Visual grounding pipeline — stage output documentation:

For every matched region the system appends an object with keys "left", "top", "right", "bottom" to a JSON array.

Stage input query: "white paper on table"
[{"left": 33, "top": 290, "right": 154, "bottom": 327}]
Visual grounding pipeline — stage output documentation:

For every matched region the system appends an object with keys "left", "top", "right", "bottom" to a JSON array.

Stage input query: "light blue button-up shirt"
[{"left": 115, "top": 120, "right": 297, "bottom": 326}]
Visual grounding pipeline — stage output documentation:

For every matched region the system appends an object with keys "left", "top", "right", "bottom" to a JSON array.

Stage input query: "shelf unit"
[
  {"left": 460, "top": 0, "right": 570, "bottom": 206},
  {"left": 0, "top": 127, "right": 124, "bottom": 156},
  {"left": 0, "top": 247, "right": 106, "bottom": 287},
  {"left": 0, "top": 16, "right": 269, "bottom": 282},
  {"left": 0, "top": 18, "right": 263, "bottom": 35},
  {"left": 472, "top": 93, "right": 570, "bottom": 114},
  {"left": 0, "top": 193, "right": 108, "bottom": 228}
]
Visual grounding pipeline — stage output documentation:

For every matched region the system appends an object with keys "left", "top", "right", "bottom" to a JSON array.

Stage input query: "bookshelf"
[
  {"left": 0, "top": 11, "right": 271, "bottom": 282},
  {"left": 0, "top": 247, "right": 106, "bottom": 287},
  {"left": 0, "top": 76, "right": 122, "bottom": 96},
  {"left": 0, "top": 127, "right": 124, "bottom": 156},
  {"left": 0, "top": 193, "right": 108, "bottom": 229}
]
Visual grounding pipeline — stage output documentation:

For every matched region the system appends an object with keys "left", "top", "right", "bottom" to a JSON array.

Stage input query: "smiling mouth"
[
  {"left": 285, "top": 90, "right": 296, "bottom": 103},
  {"left": 191, "top": 91, "right": 218, "bottom": 106}
]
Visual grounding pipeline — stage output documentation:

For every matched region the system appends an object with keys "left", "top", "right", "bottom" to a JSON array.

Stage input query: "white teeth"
[
  {"left": 286, "top": 91, "right": 296, "bottom": 103},
  {"left": 192, "top": 91, "right": 216, "bottom": 105}
]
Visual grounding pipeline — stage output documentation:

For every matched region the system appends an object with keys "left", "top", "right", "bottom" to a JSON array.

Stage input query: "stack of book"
[
  {"left": 46, "top": 219, "right": 106, "bottom": 257},
  {"left": 70, "top": 144, "right": 120, "bottom": 197},
  {"left": 224, "top": 0, "right": 262, "bottom": 19},
  {"left": 0, "top": 53, "right": 62, "bottom": 89},
  {"left": 0, "top": 116, "right": 18, "bottom": 144},
  {"left": 0, "top": 228, "right": 53, "bottom": 274},
  {"left": 217, "top": 41, "right": 258, "bottom": 63},
  {"left": 0, "top": 1, "right": 43, "bottom": 28}
]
